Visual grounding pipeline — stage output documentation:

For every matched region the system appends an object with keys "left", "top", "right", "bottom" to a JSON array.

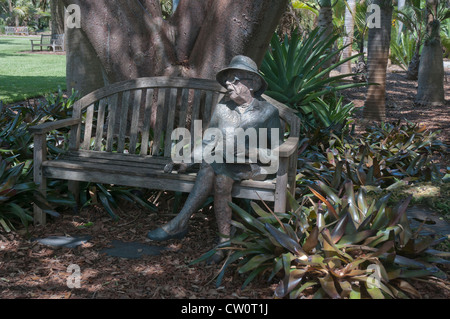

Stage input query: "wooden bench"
[
  {"left": 30, "top": 34, "right": 65, "bottom": 52},
  {"left": 29, "top": 77, "right": 300, "bottom": 225},
  {"left": 5, "top": 26, "right": 29, "bottom": 36}
]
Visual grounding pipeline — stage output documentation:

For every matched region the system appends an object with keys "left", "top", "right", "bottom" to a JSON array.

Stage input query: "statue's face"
[{"left": 225, "top": 71, "right": 260, "bottom": 104}]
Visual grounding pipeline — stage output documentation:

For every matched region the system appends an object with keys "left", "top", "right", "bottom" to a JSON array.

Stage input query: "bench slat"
[
  {"left": 94, "top": 98, "right": 107, "bottom": 151},
  {"left": 44, "top": 159, "right": 275, "bottom": 186},
  {"left": 43, "top": 165, "right": 276, "bottom": 201},
  {"left": 140, "top": 89, "right": 154, "bottom": 156},
  {"left": 66, "top": 150, "right": 170, "bottom": 163},
  {"left": 82, "top": 104, "right": 94, "bottom": 150},
  {"left": 106, "top": 94, "right": 119, "bottom": 152},
  {"left": 152, "top": 88, "right": 166, "bottom": 156},
  {"left": 164, "top": 88, "right": 179, "bottom": 158},
  {"left": 129, "top": 89, "right": 142, "bottom": 154},
  {"left": 117, "top": 91, "right": 131, "bottom": 153},
  {"left": 178, "top": 88, "right": 190, "bottom": 129}
]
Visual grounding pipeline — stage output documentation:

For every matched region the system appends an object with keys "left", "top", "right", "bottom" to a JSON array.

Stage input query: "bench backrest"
[
  {"left": 69, "top": 77, "right": 300, "bottom": 158},
  {"left": 5, "top": 26, "right": 28, "bottom": 34},
  {"left": 40, "top": 35, "right": 52, "bottom": 45},
  {"left": 16, "top": 26, "right": 28, "bottom": 33}
]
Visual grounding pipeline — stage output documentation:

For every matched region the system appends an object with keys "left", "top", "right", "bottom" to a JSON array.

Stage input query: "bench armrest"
[
  {"left": 277, "top": 137, "right": 299, "bottom": 158},
  {"left": 29, "top": 118, "right": 81, "bottom": 134}
]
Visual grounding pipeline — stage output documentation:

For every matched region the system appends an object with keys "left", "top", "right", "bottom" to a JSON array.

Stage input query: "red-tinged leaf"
[
  {"left": 319, "top": 273, "right": 341, "bottom": 299},
  {"left": 302, "top": 226, "right": 319, "bottom": 254},
  {"left": 308, "top": 186, "right": 339, "bottom": 219},
  {"left": 337, "top": 229, "right": 376, "bottom": 246},
  {"left": 331, "top": 212, "right": 349, "bottom": 243},
  {"left": 265, "top": 223, "right": 307, "bottom": 258},
  {"left": 388, "top": 195, "right": 412, "bottom": 227}
]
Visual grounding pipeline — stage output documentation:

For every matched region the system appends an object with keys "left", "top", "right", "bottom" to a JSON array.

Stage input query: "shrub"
[
  {"left": 260, "top": 28, "right": 367, "bottom": 133},
  {"left": 193, "top": 120, "right": 449, "bottom": 299}
]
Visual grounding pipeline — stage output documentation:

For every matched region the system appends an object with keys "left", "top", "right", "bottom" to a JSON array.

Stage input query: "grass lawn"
[{"left": 0, "top": 36, "right": 66, "bottom": 104}]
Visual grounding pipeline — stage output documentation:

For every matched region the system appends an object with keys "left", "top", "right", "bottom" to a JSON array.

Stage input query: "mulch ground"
[{"left": 0, "top": 66, "right": 449, "bottom": 300}]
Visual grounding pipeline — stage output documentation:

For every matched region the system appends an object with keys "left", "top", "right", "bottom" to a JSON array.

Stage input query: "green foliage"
[
  {"left": 304, "top": 93, "right": 356, "bottom": 130},
  {"left": 193, "top": 119, "right": 449, "bottom": 299},
  {"left": 77, "top": 183, "right": 157, "bottom": 221},
  {"left": 197, "top": 189, "right": 447, "bottom": 299},
  {"left": 261, "top": 28, "right": 367, "bottom": 134},
  {"left": 0, "top": 92, "right": 77, "bottom": 232},
  {"left": 261, "top": 28, "right": 365, "bottom": 108},
  {"left": 0, "top": 89, "right": 158, "bottom": 230},
  {"left": 390, "top": 30, "right": 417, "bottom": 70}
]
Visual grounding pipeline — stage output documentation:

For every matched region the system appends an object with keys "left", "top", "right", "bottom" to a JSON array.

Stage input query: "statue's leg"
[
  {"left": 208, "top": 174, "right": 235, "bottom": 264},
  {"left": 147, "top": 163, "right": 215, "bottom": 241}
]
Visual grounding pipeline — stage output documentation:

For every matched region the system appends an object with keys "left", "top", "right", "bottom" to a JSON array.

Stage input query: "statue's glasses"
[{"left": 226, "top": 76, "right": 254, "bottom": 85}]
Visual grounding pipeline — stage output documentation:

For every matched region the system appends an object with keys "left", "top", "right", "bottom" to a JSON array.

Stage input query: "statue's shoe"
[{"left": 147, "top": 227, "right": 188, "bottom": 241}]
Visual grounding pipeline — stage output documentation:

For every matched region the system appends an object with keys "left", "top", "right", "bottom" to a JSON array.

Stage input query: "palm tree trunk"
[
  {"left": 415, "top": 0, "right": 445, "bottom": 106},
  {"left": 406, "top": 42, "right": 421, "bottom": 80},
  {"left": 340, "top": 0, "right": 357, "bottom": 74},
  {"left": 318, "top": 0, "right": 333, "bottom": 39},
  {"left": 363, "top": 0, "right": 393, "bottom": 122},
  {"left": 318, "top": 0, "right": 333, "bottom": 75}
]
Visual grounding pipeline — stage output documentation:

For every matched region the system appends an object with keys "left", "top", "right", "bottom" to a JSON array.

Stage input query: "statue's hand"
[{"left": 164, "top": 162, "right": 190, "bottom": 174}]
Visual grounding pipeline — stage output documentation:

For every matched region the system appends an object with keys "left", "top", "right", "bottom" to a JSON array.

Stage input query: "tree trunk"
[
  {"left": 61, "top": 0, "right": 288, "bottom": 96},
  {"left": 340, "top": 0, "right": 357, "bottom": 74},
  {"left": 51, "top": 0, "right": 65, "bottom": 36},
  {"left": 406, "top": 42, "right": 421, "bottom": 80},
  {"left": 415, "top": 0, "right": 445, "bottom": 106},
  {"left": 363, "top": 0, "right": 393, "bottom": 122},
  {"left": 66, "top": 27, "right": 107, "bottom": 97},
  {"left": 318, "top": 0, "right": 333, "bottom": 40}
]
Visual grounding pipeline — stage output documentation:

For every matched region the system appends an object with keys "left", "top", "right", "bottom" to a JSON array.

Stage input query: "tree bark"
[
  {"left": 61, "top": 0, "right": 288, "bottom": 96},
  {"left": 406, "top": 43, "right": 421, "bottom": 80},
  {"left": 340, "top": 0, "right": 357, "bottom": 74},
  {"left": 318, "top": 0, "right": 333, "bottom": 40},
  {"left": 415, "top": 0, "right": 445, "bottom": 106},
  {"left": 363, "top": 0, "right": 393, "bottom": 122},
  {"left": 66, "top": 27, "right": 107, "bottom": 97},
  {"left": 317, "top": 0, "right": 333, "bottom": 78},
  {"left": 51, "top": 0, "right": 65, "bottom": 35}
]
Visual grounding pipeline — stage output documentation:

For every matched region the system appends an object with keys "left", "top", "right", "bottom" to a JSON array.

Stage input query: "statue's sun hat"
[{"left": 216, "top": 55, "right": 268, "bottom": 96}]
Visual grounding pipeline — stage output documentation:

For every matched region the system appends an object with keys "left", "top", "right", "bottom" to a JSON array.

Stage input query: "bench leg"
[
  {"left": 34, "top": 177, "right": 47, "bottom": 226},
  {"left": 68, "top": 181, "right": 80, "bottom": 214},
  {"left": 33, "top": 134, "right": 47, "bottom": 226},
  {"left": 274, "top": 157, "right": 288, "bottom": 213}
]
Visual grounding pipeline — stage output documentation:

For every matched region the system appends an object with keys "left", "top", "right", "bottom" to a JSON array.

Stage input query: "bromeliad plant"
[
  {"left": 297, "top": 120, "right": 446, "bottom": 196},
  {"left": 196, "top": 186, "right": 448, "bottom": 299},
  {"left": 192, "top": 118, "right": 449, "bottom": 299},
  {"left": 0, "top": 155, "right": 62, "bottom": 232}
]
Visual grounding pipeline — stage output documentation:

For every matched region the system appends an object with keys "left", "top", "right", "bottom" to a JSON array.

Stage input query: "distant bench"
[
  {"left": 30, "top": 34, "right": 65, "bottom": 52},
  {"left": 5, "top": 26, "right": 29, "bottom": 36}
]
